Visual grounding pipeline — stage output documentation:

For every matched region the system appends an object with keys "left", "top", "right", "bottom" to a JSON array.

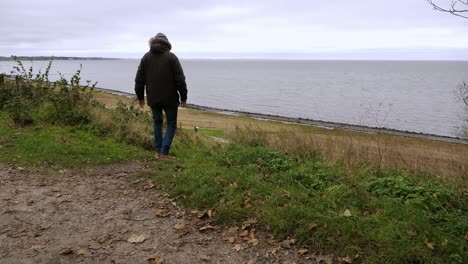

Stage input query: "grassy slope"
[
  {"left": 1, "top": 89, "right": 465, "bottom": 263},
  {"left": 142, "top": 134, "right": 467, "bottom": 264},
  {"left": 0, "top": 112, "right": 151, "bottom": 167}
]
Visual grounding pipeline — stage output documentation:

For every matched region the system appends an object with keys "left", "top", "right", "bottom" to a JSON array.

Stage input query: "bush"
[{"left": 0, "top": 56, "right": 96, "bottom": 126}]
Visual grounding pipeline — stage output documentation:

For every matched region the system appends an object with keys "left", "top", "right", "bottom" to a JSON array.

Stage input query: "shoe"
[{"left": 160, "top": 154, "right": 175, "bottom": 159}]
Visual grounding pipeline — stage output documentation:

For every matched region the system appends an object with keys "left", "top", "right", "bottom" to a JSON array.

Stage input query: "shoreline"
[{"left": 95, "top": 87, "right": 468, "bottom": 145}]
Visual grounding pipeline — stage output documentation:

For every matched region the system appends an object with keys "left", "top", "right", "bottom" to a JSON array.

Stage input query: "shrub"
[{"left": 0, "top": 56, "right": 96, "bottom": 126}]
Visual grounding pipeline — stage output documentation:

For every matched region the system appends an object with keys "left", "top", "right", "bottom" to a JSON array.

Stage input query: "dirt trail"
[{"left": 0, "top": 163, "right": 331, "bottom": 264}]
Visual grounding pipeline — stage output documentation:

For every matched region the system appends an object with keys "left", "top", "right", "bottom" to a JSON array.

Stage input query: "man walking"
[{"left": 135, "top": 33, "right": 188, "bottom": 159}]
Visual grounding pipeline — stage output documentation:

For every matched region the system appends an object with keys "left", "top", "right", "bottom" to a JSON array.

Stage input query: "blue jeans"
[{"left": 151, "top": 105, "right": 178, "bottom": 155}]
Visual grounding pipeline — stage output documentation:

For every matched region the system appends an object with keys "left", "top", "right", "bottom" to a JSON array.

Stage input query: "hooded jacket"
[{"left": 134, "top": 36, "right": 187, "bottom": 108}]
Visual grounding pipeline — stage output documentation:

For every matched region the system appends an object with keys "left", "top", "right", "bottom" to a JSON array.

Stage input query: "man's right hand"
[
  {"left": 139, "top": 100, "right": 145, "bottom": 109},
  {"left": 181, "top": 101, "right": 187, "bottom": 107}
]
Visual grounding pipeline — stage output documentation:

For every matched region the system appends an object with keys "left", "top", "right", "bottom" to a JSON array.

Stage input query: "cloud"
[{"left": 1, "top": 0, "right": 467, "bottom": 59}]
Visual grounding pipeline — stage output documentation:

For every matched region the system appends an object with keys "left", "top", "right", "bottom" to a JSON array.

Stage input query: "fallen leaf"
[
  {"left": 298, "top": 248, "right": 309, "bottom": 255},
  {"left": 465, "top": 232, "right": 468, "bottom": 241},
  {"left": 248, "top": 238, "right": 259, "bottom": 246},
  {"left": 342, "top": 209, "right": 352, "bottom": 217},
  {"left": 148, "top": 253, "right": 164, "bottom": 264},
  {"left": 227, "top": 227, "right": 239, "bottom": 234},
  {"left": 442, "top": 239, "right": 448, "bottom": 246},
  {"left": 227, "top": 236, "right": 236, "bottom": 243},
  {"left": 200, "top": 255, "right": 211, "bottom": 261},
  {"left": 173, "top": 223, "right": 186, "bottom": 231},
  {"left": 240, "top": 230, "right": 249, "bottom": 238},
  {"left": 88, "top": 241, "right": 101, "bottom": 250},
  {"left": 77, "top": 248, "right": 87, "bottom": 256},
  {"left": 59, "top": 247, "right": 73, "bottom": 255},
  {"left": 128, "top": 234, "right": 146, "bottom": 244},
  {"left": 281, "top": 190, "right": 291, "bottom": 198},
  {"left": 424, "top": 239, "right": 435, "bottom": 250},
  {"left": 338, "top": 256, "right": 353, "bottom": 263},
  {"left": 242, "top": 218, "right": 258, "bottom": 230},
  {"left": 155, "top": 209, "right": 171, "bottom": 218},
  {"left": 232, "top": 244, "right": 242, "bottom": 251},
  {"left": 199, "top": 225, "right": 216, "bottom": 232},
  {"left": 30, "top": 245, "right": 46, "bottom": 251},
  {"left": 308, "top": 223, "right": 318, "bottom": 231},
  {"left": 175, "top": 211, "right": 185, "bottom": 218},
  {"left": 280, "top": 239, "right": 296, "bottom": 249}
]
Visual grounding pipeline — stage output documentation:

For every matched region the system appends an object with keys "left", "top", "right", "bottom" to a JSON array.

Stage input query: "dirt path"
[{"left": 0, "top": 163, "right": 332, "bottom": 264}]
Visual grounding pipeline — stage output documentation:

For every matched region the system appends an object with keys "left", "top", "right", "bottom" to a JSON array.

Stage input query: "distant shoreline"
[
  {"left": 1, "top": 56, "right": 468, "bottom": 62},
  {"left": 0, "top": 56, "right": 120, "bottom": 61}
]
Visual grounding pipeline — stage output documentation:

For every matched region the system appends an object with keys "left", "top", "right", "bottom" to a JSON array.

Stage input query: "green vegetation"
[
  {"left": 1, "top": 58, "right": 466, "bottom": 263},
  {"left": 0, "top": 57, "right": 152, "bottom": 167},
  {"left": 144, "top": 135, "right": 467, "bottom": 264},
  {"left": 0, "top": 116, "right": 150, "bottom": 167}
]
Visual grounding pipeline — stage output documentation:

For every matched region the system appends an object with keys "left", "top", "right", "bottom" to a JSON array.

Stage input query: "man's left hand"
[{"left": 139, "top": 100, "right": 145, "bottom": 109}]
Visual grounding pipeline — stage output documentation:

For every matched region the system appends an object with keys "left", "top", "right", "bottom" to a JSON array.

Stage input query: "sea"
[{"left": 0, "top": 59, "right": 467, "bottom": 138}]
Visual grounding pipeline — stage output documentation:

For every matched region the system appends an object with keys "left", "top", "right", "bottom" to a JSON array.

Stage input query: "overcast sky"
[{"left": 2, "top": 0, "right": 468, "bottom": 59}]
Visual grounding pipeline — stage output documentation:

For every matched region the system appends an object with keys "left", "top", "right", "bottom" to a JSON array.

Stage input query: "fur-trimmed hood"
[{"left": 149, "top": 33, "right": 172, "bottom": 53}]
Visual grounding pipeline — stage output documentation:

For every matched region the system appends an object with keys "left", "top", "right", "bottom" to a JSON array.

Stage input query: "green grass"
[
  {"left": 143, "top": 132, "right": 467, "bottom": 264},
  {"left": 183, "top": 127, "right": 225, "bottom": 138},
  {"left": 0, "top": 113, "right": 151, "bottom": 167}
]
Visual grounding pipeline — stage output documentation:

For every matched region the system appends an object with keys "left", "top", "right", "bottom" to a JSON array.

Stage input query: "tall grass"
[{"left": 228, "top": 125, "right": 467, "bottom": 189}]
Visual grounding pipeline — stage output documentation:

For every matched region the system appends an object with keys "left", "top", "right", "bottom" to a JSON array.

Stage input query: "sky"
[{"left": 1, "top": 0, "right": 468, "bottom": 60}]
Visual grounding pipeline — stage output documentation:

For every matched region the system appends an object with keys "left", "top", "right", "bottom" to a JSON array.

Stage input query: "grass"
[
  {"left": 143, "top": 134, "right": 467, "bottom": 263},
  {"left": 172, "top": 108, "right": 468, "bottom": 188},
  {"left": 0, "top": 112, "right": 151, "bottom": 167}
]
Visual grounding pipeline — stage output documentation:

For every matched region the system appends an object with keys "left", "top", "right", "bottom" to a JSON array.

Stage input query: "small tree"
[{"left": 427, "top": 0, "right": 468, "bottom": 19}]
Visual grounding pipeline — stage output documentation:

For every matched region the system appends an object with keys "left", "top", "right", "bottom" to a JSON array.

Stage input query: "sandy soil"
[{"left": 0, "top": 162, "right": 334, "bottom": 264}]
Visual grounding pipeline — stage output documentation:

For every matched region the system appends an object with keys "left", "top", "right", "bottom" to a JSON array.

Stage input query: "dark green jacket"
[{"left": 134, "top": 43, "right": 187, "bottom": 108}]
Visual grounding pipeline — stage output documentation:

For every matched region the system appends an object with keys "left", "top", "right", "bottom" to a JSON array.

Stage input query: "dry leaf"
[
  {"left": 30, "top": 245, "right": 46, "bottom": 251},
  {"left": 227, "top": 227, "right": 239, "bottom": 234},
  {"left": 298, "top": 248, "right": 309, "bottom": 255},
  {"left": 201, "top": 255, "right": 211, "bottom": 261},
  {"left": 148, "top": 253, "right": 164, "bottom": 264},
  {"left": 59, "top": 247, "right": 73, "bottom": 255},
  {"left": 248, "top": 238, "right": 259, "bottom": 246},
  {"left": 77, "top": 248, "right": 87, "bottom": 256},
  {"left": 242, "top": 218, "right": 258, "bottom": 230},
  {"left": 232, "top": 244, "right": 242, "bottom": 251},
  {"left": 240, "top": 230, "right": 249, "bottom": 237},
  {"left": 155, "top": 209, "right": 171, "bottom": 218},
  {"left": 308, "top": 223, "right": 318, "bottom": 231},
  {"left": 175, "top": 211, "right": 185, "bottom": 218},
  {"left": 199, "top": 225, "right": 216, "bottom": 232},
  {"left": 424, "top": 239, "right": 435, "bottom": 250},
  {"left": 88, "top": 241, "right": 101, "bottom": 250},
  {"left": 280, "top": 239, "right": 296, "bottom": 249},
  {"left": 342, "top": 209, "right": 352, "bottom": 217},
  {"left": 128, "top": 234, "right": 146, "bottom": 244},
  {"left": 338, "top": 256, "right": 353, "bottom": 263},
  {"left": 442, "top": 239, "right": 448, "bottom": 246},
  {"left": 173, "top": 223, "right": 186, "bottom": 230}
]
